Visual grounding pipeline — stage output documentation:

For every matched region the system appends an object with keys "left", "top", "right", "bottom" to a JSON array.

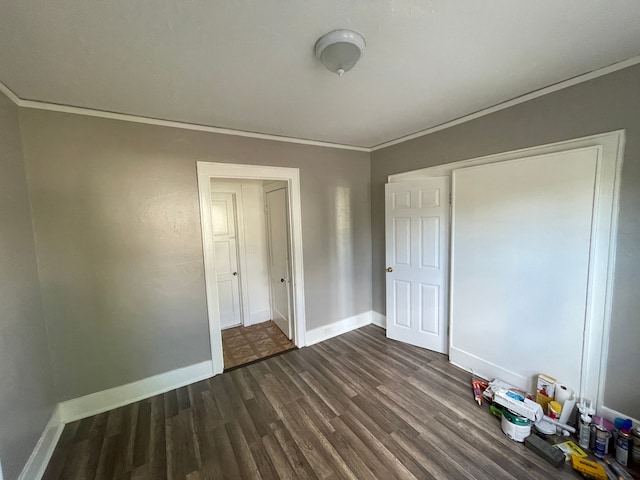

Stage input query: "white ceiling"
[{"left": 1, "top": 1, "right": 639, "bottom": 148}]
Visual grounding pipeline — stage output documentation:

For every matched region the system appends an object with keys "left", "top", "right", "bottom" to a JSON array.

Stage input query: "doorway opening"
[{"left": 197, "top": 163, "right": 306, "bottom": 375}]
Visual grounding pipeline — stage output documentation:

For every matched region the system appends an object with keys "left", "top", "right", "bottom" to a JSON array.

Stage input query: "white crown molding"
[
  {"left": 0, "top": 81, "right": 21, "bottom": 105},
  {"left": 2, "top": 54, "right": 639, "bottom": 152},
  {"left": 370, "top": 54, "right": 640, "bottom": 151},
  {"left": 0, "top": 82, "right": 369, "bottom": 152}
]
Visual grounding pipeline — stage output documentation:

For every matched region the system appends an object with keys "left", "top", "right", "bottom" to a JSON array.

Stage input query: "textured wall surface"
[
  {"left": 19, "top": 110, "right": 371, "bottom": 401},
  {"left": 0, "top": 93, "right": 56, "bottom": 479},
  {"left": 371, "top": 64, "right": 640, "bottom": 418}
]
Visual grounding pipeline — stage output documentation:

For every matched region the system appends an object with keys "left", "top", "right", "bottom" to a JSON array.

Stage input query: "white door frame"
[
  {"left": 388, "top": 130, "right": 625, "bottom": 415},
  {"left": 197, "top": 162, "right": 306, "bottom": 375}
]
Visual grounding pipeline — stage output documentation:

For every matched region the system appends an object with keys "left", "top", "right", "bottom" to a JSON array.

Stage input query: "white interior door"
[
  {"left": 385, "top": 178, "right": 450, "bottom": 353},
  {"left": 450, "top": 148, "right": 599, "bottom": 392},
  {"left": 211, "top": 192, "right": 242, "bottom": 329},
  {"left": 265, "top": 186, "right": 292, "bottom": 339}
]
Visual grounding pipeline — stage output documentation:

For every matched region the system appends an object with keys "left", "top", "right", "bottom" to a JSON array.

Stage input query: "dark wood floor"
[{"left": 43, "top": 325, "right": 582, "bottom": 479}]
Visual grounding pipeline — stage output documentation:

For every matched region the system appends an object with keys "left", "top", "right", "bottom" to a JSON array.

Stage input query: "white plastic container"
[{"left": 501, "top": 409, "right": 531, "bottom": 442}]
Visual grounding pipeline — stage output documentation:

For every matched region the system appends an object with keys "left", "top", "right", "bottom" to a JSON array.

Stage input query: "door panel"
[
  {"left": 211, "top": 192, "right": 242, "bottom": 329},
  {"left": 419, "top": 284, "right": 439, "bottom": 334},
  {"left": 393, "top": 217, "right": 411, "bottom": 265},
  {"left": 450, "top": 148, "right": 598, "bottom": 391},
  {"left": 421, "top": 217, "right": 439, "bottom": 268},
  {"left": 393, "top": 280, "right": 411, "bottom": 328},
  {"left": 265, "top": 187, "right": 292, "bottom": 339},
  {"left": 214, "top": 242, "right": 232, "bottom": 273},
  {"left": 385, "top": 178, "right": 450, "bottom": 353}
]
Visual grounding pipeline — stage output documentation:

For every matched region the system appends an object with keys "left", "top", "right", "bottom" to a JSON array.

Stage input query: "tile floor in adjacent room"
[{"left": 222, "top": 320, "right": 296, "bottom": 370}]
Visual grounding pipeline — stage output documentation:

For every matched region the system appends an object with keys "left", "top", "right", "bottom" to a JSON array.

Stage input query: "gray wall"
[
  {"left": 371, "top": 64, "right": 640, "bottom": 419},
  {"left": 0, "top": 93, "right": 56, "bottom": 479},
  {"left": 19, "top": 109, "right": 371, "bottom": 401}
]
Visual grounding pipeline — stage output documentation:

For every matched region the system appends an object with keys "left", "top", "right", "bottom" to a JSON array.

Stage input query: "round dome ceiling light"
[{"left": 314, "top": 29, "right": 366, "bottom": 76}]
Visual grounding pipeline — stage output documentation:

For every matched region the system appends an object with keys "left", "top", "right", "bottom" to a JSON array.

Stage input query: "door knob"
[
  {"left": 280, "top": 278, "right": 286, "bottom": 283},
  {"left": 386, "top": 267, "right": 393, "bottom": 273},
  {"left": 233, "top": 272, "right": 238, "bottom": 276}
]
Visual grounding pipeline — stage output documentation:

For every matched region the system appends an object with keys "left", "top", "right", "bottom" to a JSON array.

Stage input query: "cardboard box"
[{"left": 535, "top": 374, "right": 556, "bottom": 411}]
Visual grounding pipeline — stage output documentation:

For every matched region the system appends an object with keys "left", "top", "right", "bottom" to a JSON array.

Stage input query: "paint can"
[
  {"left": 501, "top": 408, "right": 531, "bottom": 443},
  {"left": 594, "top": 425, "right": 611, "bottom": 458},
  {"left": 631, "top": 427, "right": 640, "bottom": 465},
  {"left": 616, "top": 430, "right": 632, "bottom": 467}
]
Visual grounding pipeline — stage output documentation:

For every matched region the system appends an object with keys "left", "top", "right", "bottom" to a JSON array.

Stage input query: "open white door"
[
  {"left": 385, "top": 178, "right": 450, "bottom": 353},
  {"left": 211, "top": 192, "right": 242, "bottom": 329},
  {"left": 265, "top": 185, "right": 293, "bottom": 339}
]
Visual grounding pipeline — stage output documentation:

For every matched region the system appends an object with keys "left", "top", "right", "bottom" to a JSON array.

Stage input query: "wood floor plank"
[
  {"left": 326, "top": 420, "right": 379, "bottom": 479},
  {"left": 246, "top": 435, "right": 279, "bottom": 479},
  {"left": 330, "top": 415, "right": 412, "bottom": 480},
  {"left": 338, "top": 409, "right": 418, "bottom": 480},
  {"left": 262, "top": 433, "right": 298, "bottom": 480},
  {"left": 225, "top": 420, "right": 261, "bottom": 480},
  {"left": 210, "top": 423, "right": 243, "bottom": 479},
  {"left": 41, "top": 420, "right": 79, "bottom": 480},
  {"left": 132, "top": 399, "right": 152, "bottom": 469},
  {"left": 77, "top": 411, "right": 109, "bottom": 479},
  {"left": 166, "top": 409, "right": 200, "bottom": 479},
  {"left": 270, "top": 419, "right": 318, "bottom": 480},
  {"left": 229, "top": 367, "right": 257, "bottom": 402},
  {"left": 94, "top": 434, "right": 120, "bottom": 480},
  {"left": 42, "top": 325, "right": 584, "bottom": 480},
  {"left": 281, "top": 399, "right": 353, "bottom": 480},
  {"left": 148, "top": 394, "right": 167, "bottom": 480}
]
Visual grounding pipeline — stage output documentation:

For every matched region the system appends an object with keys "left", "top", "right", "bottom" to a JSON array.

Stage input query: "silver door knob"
[{"left": 386, "top": 267, "right": 393, "bottom": 273}]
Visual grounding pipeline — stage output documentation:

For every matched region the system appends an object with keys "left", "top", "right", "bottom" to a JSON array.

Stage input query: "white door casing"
[
  {"left": 385, "top": 178, "right": 450, "bottom": 353},
  {"left": 265, "top": 186, "right": 293, "bottom": 339},
  {"left": 197, "top": 162, "right": 306, "bottom": 376},
  {"left": 211, "top": 192, "right": 242, "bottom": 329}
]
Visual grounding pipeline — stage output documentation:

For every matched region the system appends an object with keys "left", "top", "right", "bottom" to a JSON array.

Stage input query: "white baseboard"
[
  {"left": 18, "top": 360, "right": 214, "bottom": 479},
  {"left": 18, "top": 406, "right": 64, "bottom": 480},
  {"left": 371, "top": 311, "right": 386, "bottom": 329},
  {"left": 58, "top": 360, "right": 213, "bottom": 423},
  {"left": 449, "top": 346, "right": 529, "bottom": 392},
  {"left": 306, "top": 311, "right": 374, "bottom": 346},
  {"left": 246, "top": 309, "right": 271, "bottom": 326},
  {"left": 599, "top": 405, "right": 639, "bottom": 429}
]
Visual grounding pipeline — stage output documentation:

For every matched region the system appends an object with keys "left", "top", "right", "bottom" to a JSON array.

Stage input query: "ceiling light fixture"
[{"left": 314, "top": 29, "right": 366, "bottom": 76}]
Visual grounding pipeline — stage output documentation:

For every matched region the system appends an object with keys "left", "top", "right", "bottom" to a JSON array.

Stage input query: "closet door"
[{"left": 450, "top": 148, "right": 599, "bottom": 391}]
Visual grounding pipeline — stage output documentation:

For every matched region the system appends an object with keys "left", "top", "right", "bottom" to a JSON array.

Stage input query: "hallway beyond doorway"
[{"left": 222, "top": 321, "right": 295, "bottom": 370}]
